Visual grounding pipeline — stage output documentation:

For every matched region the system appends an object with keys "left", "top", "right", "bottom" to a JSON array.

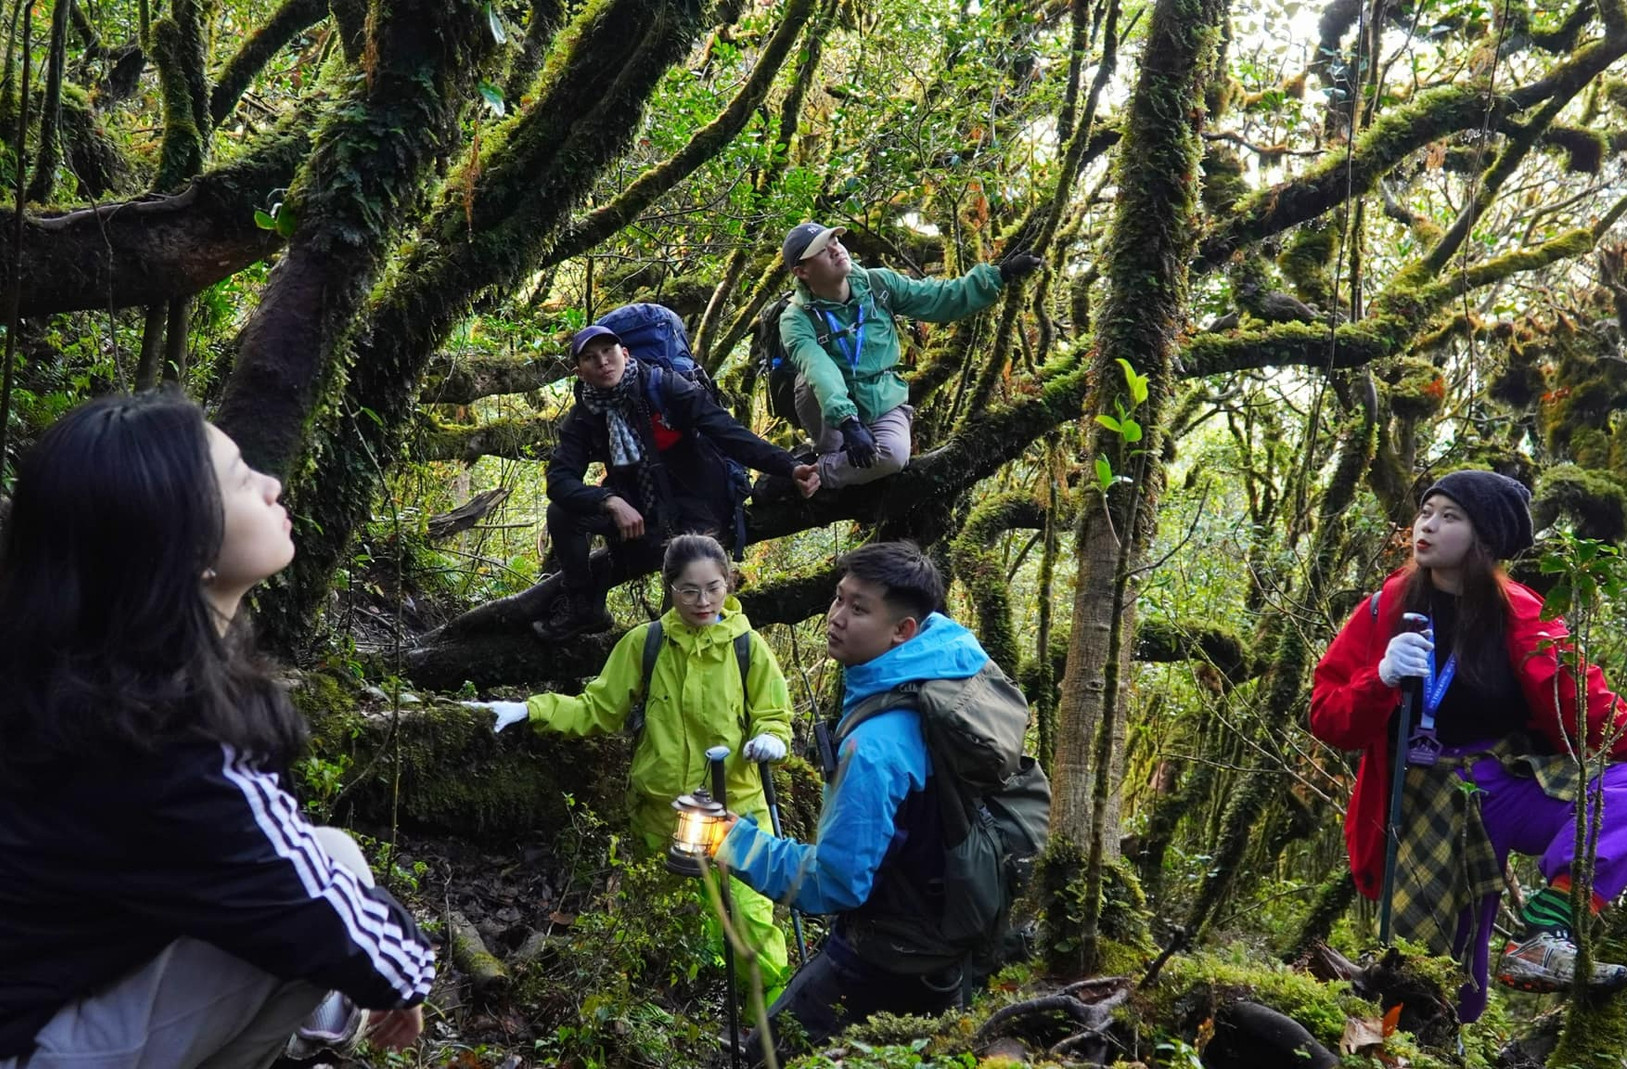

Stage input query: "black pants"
[
  {"left": 544, "top": 501, "right": 728, "bottom": 601},
  {"left": 747, "top": 932, "right": 962, "bottom": 1066}
]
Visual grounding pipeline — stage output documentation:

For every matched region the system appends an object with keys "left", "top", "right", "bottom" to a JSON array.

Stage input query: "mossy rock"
[{"left": 1137, "top": 949, "right": 1377, "bottom": 1050}]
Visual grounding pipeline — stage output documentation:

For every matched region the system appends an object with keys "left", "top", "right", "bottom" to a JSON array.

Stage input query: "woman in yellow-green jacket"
[{"left": 473, "top": 534, "right": 793, "bottom": 995}]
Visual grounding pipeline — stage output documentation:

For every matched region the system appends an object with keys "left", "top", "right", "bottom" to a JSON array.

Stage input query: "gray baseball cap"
[{"left": 782, "top": 222, "right": 847, "bottom": 269}]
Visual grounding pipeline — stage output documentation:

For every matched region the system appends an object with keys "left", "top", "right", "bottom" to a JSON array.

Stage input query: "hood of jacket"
[
  {"left": 658, "top": 595, "right": 752, "bottom": 651},
  {"left": 841, "top": 612, "right": 988, "bottom": 716}
]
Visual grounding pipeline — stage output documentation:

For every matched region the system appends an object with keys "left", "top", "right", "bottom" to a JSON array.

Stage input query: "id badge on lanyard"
[{"left": 1406, "top": 617, "right": 1456, "bottom": 768}]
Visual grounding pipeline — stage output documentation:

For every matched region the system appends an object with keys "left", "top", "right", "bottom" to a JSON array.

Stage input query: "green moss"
[
  {"left": 1200, "top": 144, "right": 1247, "bottom": 218},
  {"left": 1037, "top": 837, "right": 1156, "bottom": 976},
  {"left": 1140, "top": 949, "right": 1377, "bottom": 1048},
  {"left": 1277, "top": 221, "right": 1335, "bottom": 307},
  {"left": 1535, "top": 463, "right": 1627, "bottom": 543},
  {"left": 1388, "top": 356, "right": 1447, "bottom": 420}
]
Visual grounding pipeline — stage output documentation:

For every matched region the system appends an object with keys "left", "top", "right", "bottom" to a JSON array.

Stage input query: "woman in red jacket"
[{"left": 1311, "top": 470, "right": 1627, "bottom": 1020}]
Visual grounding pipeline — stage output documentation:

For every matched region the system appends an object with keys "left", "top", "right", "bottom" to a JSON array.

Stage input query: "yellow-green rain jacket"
[{"left": 525, "top": 597, "right": 794, "bottom": 845}]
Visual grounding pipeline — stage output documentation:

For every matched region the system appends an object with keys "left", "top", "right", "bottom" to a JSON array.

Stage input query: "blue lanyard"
[
  {"left": 821, "top": 299, "right": 867, "bottom": 370},
  {"left": 1418, "top": 647, "right": 1457, "bottom": 732}
]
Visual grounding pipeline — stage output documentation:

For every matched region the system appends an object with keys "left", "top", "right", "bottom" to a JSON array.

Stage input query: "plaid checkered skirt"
[{"left": 1391, "top": 737, "right": 1582, "bottom": 972}]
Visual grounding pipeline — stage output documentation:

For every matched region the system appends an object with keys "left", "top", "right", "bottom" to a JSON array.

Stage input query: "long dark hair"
[
  {"left": 1397, "top": 537, "right": 1512, "bottom": 690},
  {"left": 0, "top": 391, "right": 305, "bottom": 780}
]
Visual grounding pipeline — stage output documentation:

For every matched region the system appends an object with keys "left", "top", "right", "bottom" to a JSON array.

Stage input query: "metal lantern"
[{"left": 667, "top": 787, "right": 728, "bottom": 875}]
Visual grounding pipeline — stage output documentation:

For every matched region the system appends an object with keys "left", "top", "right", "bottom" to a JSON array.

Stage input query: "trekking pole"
[
  {"left": 707, "top": 746, "right": 741, "bottom": 1069},
  {"left": 1379, "top": 612, "right": 1429, "bottom": 944},
  {"left": 758, "top": 759, "right": 809, "bottom": 965}
]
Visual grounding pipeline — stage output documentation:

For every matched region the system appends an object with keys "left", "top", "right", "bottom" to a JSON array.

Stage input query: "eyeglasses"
[{"left": 673, "top": 581, "right": 728, "bottom": 604}]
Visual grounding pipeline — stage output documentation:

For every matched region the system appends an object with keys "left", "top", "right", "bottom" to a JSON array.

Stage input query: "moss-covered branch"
[
  {"left": 414, "top": 415, "right": 557, "bottom": 464},
  {"left": 2, "top": 109, "right": 311, "bottom": 314},
  {"left": 209, "top": 0, "right": 330, "bottom": 127},
  {"left": 149, "top": 0, "right": 209, "bottom": 192},
  {"left": 420, "top": 351, "right": 573, "bottom": 404},
  {"left": 1133, "top": 617, "right": 1257, "bottom": 685},
  {"left": 548, "top": 0, "right": 815, "bottom": 263},
  {"left": 949, "top": 492, "right": 1049, "bottom": 676}
]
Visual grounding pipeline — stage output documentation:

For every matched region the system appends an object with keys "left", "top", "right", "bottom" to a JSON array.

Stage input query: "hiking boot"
[
  {"left": 284, "top": 990, "right": 368, "bottom": 1060},
  {"left": 531, "top": 590, "right": 614, "bottom": 642},
  {"left": 1496, "top": 931, "right": 1627, "bottom": 993}
]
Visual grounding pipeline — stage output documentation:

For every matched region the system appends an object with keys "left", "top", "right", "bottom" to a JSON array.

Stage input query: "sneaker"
[
  {"left": 531, "top": 591, "right": 614, "bottom": 642},
  {"left": 284, "top": 990, "right": 369, "bottom": 1060},
  {"left": 1495, "top": 931, "right": 1627, "bottom": 993}
]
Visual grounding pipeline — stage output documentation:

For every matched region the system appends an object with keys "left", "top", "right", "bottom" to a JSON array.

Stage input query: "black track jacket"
[{"left": 0, "top": 740, "right": 435, "bottom": 1058}]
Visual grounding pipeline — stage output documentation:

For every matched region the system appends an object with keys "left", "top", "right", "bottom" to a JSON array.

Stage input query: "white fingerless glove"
[
  {"left": 1377, "top": 631, "right": 1433, "bottom": 688},
  {"left": 741, "top": 733, "right": 787, "bottom": 762},
  {"left": 464, "top": 700, "right": 530, "bottom": 733}
]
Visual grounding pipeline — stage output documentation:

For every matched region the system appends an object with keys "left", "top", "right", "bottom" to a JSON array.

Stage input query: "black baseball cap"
[
  {"left": 782, "top": 222, "right": 847, "bottom": 269},
  {"left": 570, "top": 325, "right": 622, "bottom": 359}
]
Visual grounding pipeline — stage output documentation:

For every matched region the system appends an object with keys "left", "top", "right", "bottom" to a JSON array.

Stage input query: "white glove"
[
  {"left": 741, "top": 733, "right": 787, "bottom": 762},
  {"left": 1377, "top": 631, "right": 1433, "bottom": 688},
  {"left": 464, "top": 700, "right": 529, "bottom": 733}
]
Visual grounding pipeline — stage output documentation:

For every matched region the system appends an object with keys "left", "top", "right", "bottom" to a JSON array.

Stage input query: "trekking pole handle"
[
  {"left": 706, "top": 745, "right": 730, "bottom": 809},
  {"left": 758, "top": 760, "right": 783, "bottom": 836}
]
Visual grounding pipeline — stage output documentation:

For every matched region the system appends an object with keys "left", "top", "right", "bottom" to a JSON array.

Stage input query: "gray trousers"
[
  {"left": 0, "top": 827, "right": 372, "bottom": 1069},
  {"left": 793, "top": 377, "right": 914, "bottom": 490}
]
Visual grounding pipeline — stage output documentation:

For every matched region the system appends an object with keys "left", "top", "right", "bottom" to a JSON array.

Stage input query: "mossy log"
[
  {"left": 414, "top": 415, "right": 557, "bottom": 464},
  {"left": 447, "top": 909, "right": 509, "bottom": 992}
]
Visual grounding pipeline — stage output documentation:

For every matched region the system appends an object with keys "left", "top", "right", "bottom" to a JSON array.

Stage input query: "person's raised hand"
[
  {"left": 792, "top": 464, "right": 821, "bottom": 498},
  {"left": 604, "top": 495, "right": 645, "bottom": 540},
  {"left": 365, "top": 1006, "right": 424, "bottom": 1051},
  {"left": 464, "top": 700, "right": 529, "bottom": 733},
  {"left": 839, "top": 419, "right": 878, "bottom": 468},
  {"left": 742, "top": 733, "right": 788, "bottom": 762},
  {"left": 1378, "top": 631, "right": 1433, "bottom": 688},
  {"left": 999, "top": 250, "right": 1044, "bottom": 284}
]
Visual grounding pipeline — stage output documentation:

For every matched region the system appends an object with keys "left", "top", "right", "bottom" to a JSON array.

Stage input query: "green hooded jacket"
[
  {"left": 525, "top": 597, "right": 793, "bottom": 840},
  {"left": 780, "top": 262, "right": 1004, "bottom": 427}
]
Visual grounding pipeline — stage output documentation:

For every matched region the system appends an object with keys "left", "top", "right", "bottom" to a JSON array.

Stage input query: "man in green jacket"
[{"left": 777, "top": 222, "right": 1042, "bottom": 490}]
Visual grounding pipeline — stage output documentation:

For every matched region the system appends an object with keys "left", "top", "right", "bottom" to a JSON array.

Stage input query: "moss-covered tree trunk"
[
  {"left": 1058, "top": 0, "right": 1229, "bottom": 970},
  {"left": 214, "top": 0, "right": 498, "bottom": 479}
]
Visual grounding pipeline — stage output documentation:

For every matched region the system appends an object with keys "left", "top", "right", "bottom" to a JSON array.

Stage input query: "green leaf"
[
  {"left": 1095, "top": 454, "right": 1113, "bottom": 492},
  {"left": 485, "top": 1, "right": 508, "bottom": 43},
  {"left": 1095, "top": 414, "right": 1122, "bottom": 433},
  {"left": 1121, "top": 418, "right": 1143, "bottom": 443},
  {"left": 478, "top": 80, "right": 506, "bottom": 116},
  {"left": 1117, "top": 357, "right": 1149, "bottom": 404},
  {"left": 253, "top": 208, "right": 276, "bottom": 230},
  {"left": 273, "top": 205, "right": 297, "bottom": 239}
]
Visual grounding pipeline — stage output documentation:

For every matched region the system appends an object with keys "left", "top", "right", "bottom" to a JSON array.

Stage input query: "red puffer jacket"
[{"left": 1309, "top": 568, "right": 1627, "bottom": 899}]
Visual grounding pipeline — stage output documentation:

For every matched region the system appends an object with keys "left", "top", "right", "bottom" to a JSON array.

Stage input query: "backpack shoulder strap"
[
  {"left": 641, "top": 365, "right": 667, "bottom": 419},
  {"left": 834, "top": 684, "right": 921, "bottom": 745},
  {"left": 1369, "top": 589, "right": 1382, "bottom": 619},
  {"left": 640, "top": 620, "right": 664, "bottom": 699},
  {"left": 803, "top": 304, "right": 831, "bottom": 348},
  {"left": 734, "top": 630, "right": 752, "bottom": 696}
]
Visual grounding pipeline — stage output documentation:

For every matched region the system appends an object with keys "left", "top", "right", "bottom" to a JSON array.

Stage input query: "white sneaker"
[
  {"left": 1496, "top": 931, "right": 1627, "bottom": 993},
  {"left": 284, "top": 990, "right": 369, "bottom": 1060}
]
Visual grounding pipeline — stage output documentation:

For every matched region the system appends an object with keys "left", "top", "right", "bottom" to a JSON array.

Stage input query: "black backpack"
[
  {"left": 824, "top": 659, "right": 1052, "bottom": 974},
  {"left": 754, "top": 282, "right": 894, "bottom": 432},
  {"left": 625, "top": 620, "right": 753, "bottom": 744}
]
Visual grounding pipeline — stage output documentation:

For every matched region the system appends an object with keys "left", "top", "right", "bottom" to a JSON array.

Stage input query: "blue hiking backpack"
[{"left": 592, "top": 303, "right": 753, "bottom": 556}]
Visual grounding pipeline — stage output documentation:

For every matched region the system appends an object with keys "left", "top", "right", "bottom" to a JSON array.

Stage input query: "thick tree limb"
[
  {"left": 420, "top": 351, "right": 572, "bottom": 404},
  {"left": 548, "top": 0, "right": 816, "bottom": 263},
  {"left": 1, "top": 115, "right": 310, "bottom": 315},
  {"left": 414, "top": 416, "right": 557, "bottom": 464},
  {"left": 1133, "top": 617, "right": 1256, "bottom": 684}
]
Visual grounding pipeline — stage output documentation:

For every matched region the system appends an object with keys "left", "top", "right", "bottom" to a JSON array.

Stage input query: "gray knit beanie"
[{"left": 1420, "top": 470, "right": 1534, "bottom": 560}]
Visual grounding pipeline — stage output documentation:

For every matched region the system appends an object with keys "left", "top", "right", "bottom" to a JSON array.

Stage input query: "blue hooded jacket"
[{"left": 718, "top": 613, "right": 989, "bottom": 914}]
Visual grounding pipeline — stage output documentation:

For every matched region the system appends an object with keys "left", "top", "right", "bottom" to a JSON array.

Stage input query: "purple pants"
[{"left": 1447, "top": 750, "right": 1627, "bottom": 1021}]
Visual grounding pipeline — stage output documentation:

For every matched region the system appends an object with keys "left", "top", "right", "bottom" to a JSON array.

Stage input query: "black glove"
[
  {"left": 998, "top": 250, "right": 1044, "bottom": 285},
  {"left": 839, "top": 418, "right": 878, "bottom": 468}
]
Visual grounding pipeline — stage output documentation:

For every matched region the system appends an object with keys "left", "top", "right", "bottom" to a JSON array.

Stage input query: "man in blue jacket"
[{"left": 717, "top": 541, "right": 989, "bottom": 1058}]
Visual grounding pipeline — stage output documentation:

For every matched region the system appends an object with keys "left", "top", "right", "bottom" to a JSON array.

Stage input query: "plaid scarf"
[
  {"left": 1392, "top": 736, "right": 1583, "bottom": 982},
  {"left": 576, "top": 357, "right": 662, "bottom": 521}
]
